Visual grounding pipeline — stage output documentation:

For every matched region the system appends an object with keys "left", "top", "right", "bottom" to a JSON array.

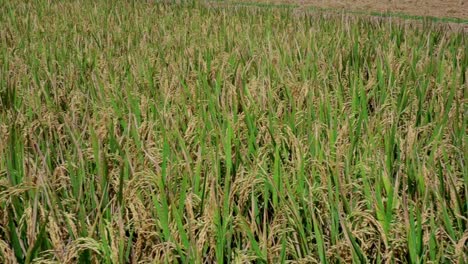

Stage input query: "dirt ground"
[{"left": 232, "top": 0, "right": 468, "bottom": 20}]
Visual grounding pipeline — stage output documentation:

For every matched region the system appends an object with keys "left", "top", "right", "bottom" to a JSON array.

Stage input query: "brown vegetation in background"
[{"left": 232, "top": 0, "right": 468, "bottom": 19}]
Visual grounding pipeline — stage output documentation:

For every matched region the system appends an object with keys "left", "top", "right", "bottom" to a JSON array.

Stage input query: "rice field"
[{"left": 0, "top": 1, "right": 467, "bottom": 263}]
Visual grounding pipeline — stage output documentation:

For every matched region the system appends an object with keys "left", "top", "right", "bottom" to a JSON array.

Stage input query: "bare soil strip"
[{"left": 229, "top": 0, "right": 468, "bottom": 20}]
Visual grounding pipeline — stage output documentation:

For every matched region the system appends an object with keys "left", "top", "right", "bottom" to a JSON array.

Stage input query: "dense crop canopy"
[{"left": 0, "top": 1, "right": 466, "bottom": 263}]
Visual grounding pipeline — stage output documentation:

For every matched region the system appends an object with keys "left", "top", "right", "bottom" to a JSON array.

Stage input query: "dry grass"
[{"left": 0, "top": 1, "right": 467, "bottom": 263}]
